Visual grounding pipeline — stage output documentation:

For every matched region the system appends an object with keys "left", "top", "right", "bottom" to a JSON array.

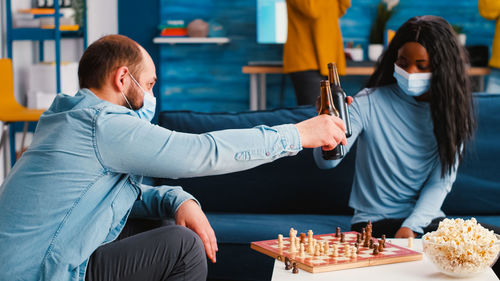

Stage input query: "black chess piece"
[
  {"left": 292, "top": 262, "right": 299, "bottom": 274},
  {"left": 285, "top": 257, "right": 291, "bottom": 270}
]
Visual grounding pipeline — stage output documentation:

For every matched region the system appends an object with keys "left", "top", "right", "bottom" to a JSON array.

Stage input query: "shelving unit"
[
  {"left": 5, "top": 0, "right": 87, "bottom": 94},
  {"left": 3, "top": 0, "right": 87, "bottom": 167},
  {"left": 153, "top": 37, "right": 230, "bottom": 45}
]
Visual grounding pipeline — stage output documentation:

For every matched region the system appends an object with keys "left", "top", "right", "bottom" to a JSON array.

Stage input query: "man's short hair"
[{"left": 78, "top": 34, "right": 143, "bottom": 89}]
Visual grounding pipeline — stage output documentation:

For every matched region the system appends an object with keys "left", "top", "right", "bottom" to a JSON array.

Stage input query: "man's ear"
[{"left": 113, "top": 66, "right": 129, "bottom": 93}]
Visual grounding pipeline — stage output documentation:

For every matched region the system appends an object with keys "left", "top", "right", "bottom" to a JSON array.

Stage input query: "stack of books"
[
  {"left": 14, "top": 8, "right": 78, "bottom": 30},
  {"left": 158, "top": 20, "right": 187, "bottom": 37}
]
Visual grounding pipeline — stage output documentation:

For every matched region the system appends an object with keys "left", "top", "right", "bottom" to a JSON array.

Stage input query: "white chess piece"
[
  {"left": 408, "top": 237, "right": 414, "bottom": 248},
  {"left": 278, "top": 234, "right": 283, "bottom": 248}
]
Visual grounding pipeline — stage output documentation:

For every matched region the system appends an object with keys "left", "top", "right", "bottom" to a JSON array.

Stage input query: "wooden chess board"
[{"left": 250, "top": 231, "right": 422, "bottom": 273}]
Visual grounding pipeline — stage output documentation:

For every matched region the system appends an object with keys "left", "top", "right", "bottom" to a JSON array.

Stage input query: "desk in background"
[{"left": 242, "top": 62, "right": 490, "bottom": 110}]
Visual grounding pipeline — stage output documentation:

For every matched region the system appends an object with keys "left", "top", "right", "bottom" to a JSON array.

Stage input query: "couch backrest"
[
  {"left": 442, "top": 94, "right": 500, "bottom": 215},
  {"left": 156, "top": 106, "right": 356, "bottom": 215},
  {"left": 156, "top": 94, "right": 500, "bottom": 216}
]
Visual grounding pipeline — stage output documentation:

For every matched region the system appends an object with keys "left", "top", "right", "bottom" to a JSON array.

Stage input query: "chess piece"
[
  {"left": 361, "top": 228, "right": 366, "bottom": 240},
  {"left": 356, "top": 233, "right": 361, "bottom": 243},
  {"left": 292, "top": 262, "right": 299, "bottom": 274},
  {"left": 378, "top": 241, "right": 384, "bottom": 252},
  {"left": 373, "top": 244, "right": 379, "bottom": 255},
  {"left": 336, "top": 227, "right": 341, "bottom": 237},
  {"left": 369, "top": 239, "right": 374, "bottom": 249},
  {"left": 299, "top": 243, "right": 305, "bottom": 258},
  {"left": 278, "top": 234, "right": 283, "bottom": 248},
  {"left": 285, "top": 257, "right": 291, "bottom": 270},
  {"left": 290, "top": 239, "right": 296, "bottom": 253},
  {"left": 408, "top": 237, "right": 414, "bottom": 248},
  {"left": 300, "top": 233, "right": 306, "bottom": 244},
  {"left": 356, "top": 245, "right": 361, "bottom": 254},
  {"left": 332, "top": 244, "right": 339, "bottom": 257},
  {"left": 344, "top": 245, "right": 351, "bottom": 257},
  {"left": 340, "top": 233, "right": 345, "bottom": 243},
  {"left": 381, "top": 234, "right": 386, "bottom": 248},
  {"left": 351, "top": 249, "right": 357, "bottom": 259},
  {"left": 314, "top": 244, "right": 321, "bottom": 256}
]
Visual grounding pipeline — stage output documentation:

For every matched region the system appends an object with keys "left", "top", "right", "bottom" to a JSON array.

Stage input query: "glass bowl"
[{"left": 422, "top": 235, "right": 500, "bottom": 278}]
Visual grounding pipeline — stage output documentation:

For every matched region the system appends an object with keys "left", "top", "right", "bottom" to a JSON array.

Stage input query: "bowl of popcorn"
[{"left": 422, "top": 218, "right": 500, "bottom": 278}]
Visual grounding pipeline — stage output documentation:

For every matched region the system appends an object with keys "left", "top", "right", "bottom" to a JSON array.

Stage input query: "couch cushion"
[
  {"left": 157, "top": 106, "right": 356, "bottom": 215},
  {"left": 443, "top": 94, "right": 500, "bottom": 216}
]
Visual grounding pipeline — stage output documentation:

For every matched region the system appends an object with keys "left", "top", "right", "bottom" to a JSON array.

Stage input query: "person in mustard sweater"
[
  {"left": 479, "top": 0, "right": 500, "bottom": 93},
  {"left": 284, "top": 0, "right": 351, "bottom": 105}
]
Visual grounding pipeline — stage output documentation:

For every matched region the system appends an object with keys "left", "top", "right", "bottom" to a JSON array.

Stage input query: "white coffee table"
[{"left": 271, "top": 239, "right": 499, "bottom": 281}]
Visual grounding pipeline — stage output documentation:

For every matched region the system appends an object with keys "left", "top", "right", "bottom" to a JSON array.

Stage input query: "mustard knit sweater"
[
  {"left": 479, "top": 0, "right": 500, "bottom": 69},
  {"left": 283, "top": 0, "right": 351, "bottom": 76}
]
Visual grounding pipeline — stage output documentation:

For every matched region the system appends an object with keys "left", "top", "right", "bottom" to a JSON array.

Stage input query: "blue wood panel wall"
[{"left": 158, "top": 0, "right": 496, "bottom": 113}]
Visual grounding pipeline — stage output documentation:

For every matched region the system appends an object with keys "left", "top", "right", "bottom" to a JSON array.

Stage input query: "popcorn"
[{"left": 422, "top": 218, "right": 500, "bottom": 276}]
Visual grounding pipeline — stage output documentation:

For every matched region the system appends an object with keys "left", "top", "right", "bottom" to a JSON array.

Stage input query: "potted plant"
[
  {"left": 452, "top": 24, "right": 466, "bottom": 46},
  {"left": 368, "top": 0, "right": 398, "bottom": 61}
]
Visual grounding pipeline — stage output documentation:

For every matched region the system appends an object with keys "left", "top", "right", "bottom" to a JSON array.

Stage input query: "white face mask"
[
  {"left": 121, "top": 73, "right": 156, "bottom": 122},
  {"left": 393, "top": 64, "right": 432, "bottom": 96}
]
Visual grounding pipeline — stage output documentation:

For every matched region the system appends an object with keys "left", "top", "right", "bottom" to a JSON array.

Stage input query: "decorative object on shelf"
[
  {"left": 368, "top": 0, "right": 398, "bottom": 62},
  {"left": 71, "top": 0, "right": 84, "bottom": 27},
  {"left": 452, "top": 24, "right": 466, "bottom": 46},
  {"left": 159, "top": 20, "right": 187, "bottom": 37},
  {"left": 344, "top": 42, "right": 364, "bottom": 62},
  {"left": 187, "top": 19, "right": 209, "bottom": 37},
  {"left": 208, "top": 20, "right": 226, "bottom": 37}
]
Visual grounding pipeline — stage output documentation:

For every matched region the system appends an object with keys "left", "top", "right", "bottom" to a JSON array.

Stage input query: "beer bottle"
[
  {"left": 319, "top": 80, "right": 344, "bottom": 160},
  {"left": 328, "top": 63, "right": 352, "bottom": 138}
]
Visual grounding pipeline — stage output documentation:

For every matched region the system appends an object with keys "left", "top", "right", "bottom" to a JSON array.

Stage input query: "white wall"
[{"left": 0, "top": 0, "right": 118, "bottom": 182}]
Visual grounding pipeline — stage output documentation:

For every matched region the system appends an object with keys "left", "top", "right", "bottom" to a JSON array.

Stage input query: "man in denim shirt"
[{"left": 0, "top": 35, "right": 347, "bottom": 281}]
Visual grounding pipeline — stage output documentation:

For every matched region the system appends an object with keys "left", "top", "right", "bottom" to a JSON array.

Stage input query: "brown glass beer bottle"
[
  {"left": 328, "top": 63, "right": 352, "bottom": 138},
  {"left": 319, "top": 80, "right": 344, "bottom": 160}
]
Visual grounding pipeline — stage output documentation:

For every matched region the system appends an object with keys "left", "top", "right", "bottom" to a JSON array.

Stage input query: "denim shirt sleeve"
[
  {"left": 94, "top": 110, "right": 302, "bottom": 178},
  {"left": 129, "top": 183, "right": 200, "bottom": 219}
]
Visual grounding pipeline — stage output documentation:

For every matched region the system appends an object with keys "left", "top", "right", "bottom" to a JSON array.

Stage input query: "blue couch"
[{"left": 156, "top": 93, "right": 500, "bottom": 281}]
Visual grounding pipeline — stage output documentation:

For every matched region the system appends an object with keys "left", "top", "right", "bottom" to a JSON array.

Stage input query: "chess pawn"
[
  {"left": 369, "top": 239, "right": 374, "bottom": 249},
  {"left": 378, "top": 241, "right": 384, "bottom": 252},
  {"left": 351, "top": 249, "right": 357, "bottom": 259},
  {"left": 336, "top": 227, "right": 341, "bottom": 238},
  {"left": 323, "top": 242, "right": 329, "bottom": 254},
  {"left": 285, "top": 257, "right": 291, "bottom": 270},
  {"left": 332, "top": 245, "right": 339, "bottom": 257},
  {"left": 344, "top": 245, "right": 351, "bottom": 257},
  {"left": 299, "top": 243, "right": 305, "bottom": 258},
  {"left": 314, "top": 244, "right": 321, "bottom": 256},
  {"left": 278, "top": 234, "right": 283, "bottom": 248},
  {"left": 356, "top": 233, "right": 361, "bottom": 244},
  {"left": 373, "top": 244, "right": 379, "bottom": 255},
  {"left": 292, "top": 262, "right": 299, "bottom": 274},
  {"left": 340, "top": 233, "right": 345, "bottom": 243},
  {"left": 408, "top": 237, "right": 414, "bottom": 248}
]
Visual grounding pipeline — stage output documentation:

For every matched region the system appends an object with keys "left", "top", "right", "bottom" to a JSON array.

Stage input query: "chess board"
[{"left": 250, "top": 231, "right": 422, "bottom": 273}]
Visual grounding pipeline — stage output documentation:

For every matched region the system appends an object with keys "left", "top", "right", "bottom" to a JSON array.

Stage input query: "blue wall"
[{"left": 157, "top": 0, "right": 496, "bottom": 113}]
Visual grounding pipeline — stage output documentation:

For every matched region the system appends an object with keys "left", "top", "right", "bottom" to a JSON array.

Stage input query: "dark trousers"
[
  {"left": 290, "top": 70, "right": 327, "bottom": 105},
  {"left": 85, "top": 219, "right": 207, "bottom": 281},
  {"left": 351, "top": 218, "right": 500, "bottom": 278}
]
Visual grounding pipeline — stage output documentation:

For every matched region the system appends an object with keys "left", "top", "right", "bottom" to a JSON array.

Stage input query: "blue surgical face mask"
[
  {"left": 121, "top": 73, "right": 156, "bottom": 122},
  {"left": 393, "top": 64, "right": 432, "bottom": 97}
]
